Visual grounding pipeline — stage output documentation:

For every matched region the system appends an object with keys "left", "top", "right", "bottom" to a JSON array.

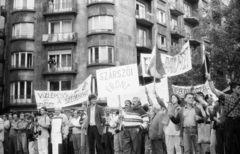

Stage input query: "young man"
[
  {"left": 9, "top": 113, "right": 19, "bottom": 154},
  {"left": 37, "top": 107, "right": 50, "bottom": 154},
  {"left": 169, "top": 93, "right": 205, "bottom": 154},
  {"left": 83, "top": 93, "right": 105, "bottom": 154},
  {"left": 206, "top": 73, "right": 240, "bottom": 154},
  {"left": 122, "top": 97, "right": 149, "bottom": 154},
  {"left": 3, "top": 114, "right": 10, "bottom": 154},
  {"left": 17, "top": 113, "right": 28, "bottom": 154}
]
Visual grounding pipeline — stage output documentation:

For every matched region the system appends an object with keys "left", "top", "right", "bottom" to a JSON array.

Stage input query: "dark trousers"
[
  {"left": 4, "top": 132, "right": 9, "bottom": 154},
  {"left": 225, "top": 117, "right": 240, "bottom": 154},
  {"left": 151, "top": 139, "right": 165, "bottom": 154},
  {"left": 88, "top": 126, "right": 104, "bottom": 154},
  {"left": 123, "top": 127, "right": 142, "bottom": 154},
  {"left": 216, "top": 128, "right": 224, "bottom": 154},
  {"left": 9, "top": 137, "right": 18, "bottom": 154}
]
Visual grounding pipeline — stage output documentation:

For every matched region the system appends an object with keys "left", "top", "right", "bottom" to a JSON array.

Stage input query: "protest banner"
[
  {"left": 141, "top": 41, "right": 192, "bottom": 77},
  {"left": 107, "top": 77, "right": 169, "bottom": 108},
  {"left": 96, "top": 64, "right": 139, "bottom": 97},
  {"left": 35, "top": 75, "right": 92, "bottom": 108}
]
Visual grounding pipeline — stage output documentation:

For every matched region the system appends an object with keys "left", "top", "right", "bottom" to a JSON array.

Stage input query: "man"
[
  {"left": 37, "top": 107, "right": 50, "bottom": 154},
  {"left": 17, "top": 113, "right": 28, "bottom": 154},
  {"left": 83, "top": 93, "right": 105, "bottom": 154},
  {"left": 81, "top": 102, "right": 89, "bottom": 154},
  {"left": 0, "top": 115, "right": 4, "bottom": 154},
  {"left": 52, "top": 107, "right": 69, "bottom": 154},
  {"left": 169, "top": 93, "right": 205, "bottom": 154},
  {"left": 206, "top": 73, "right": 240, "bottom": 154},
  {"left": 3, "top": 114, "right": 10, "bottom": 154},
  {"left": 9, "top": 113, "right": 19, "bottom": 154},
  {"left": 122, "top": 97, "right": 149, "bottom": 154}
]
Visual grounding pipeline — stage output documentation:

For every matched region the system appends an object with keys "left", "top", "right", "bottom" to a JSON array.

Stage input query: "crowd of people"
[{"left": 0, "top": 73, "right": 240, "bottom": 154}]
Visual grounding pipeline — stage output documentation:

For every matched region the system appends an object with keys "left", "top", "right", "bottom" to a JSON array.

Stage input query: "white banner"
[
  {"left": 141, "top": 42, "right": 192, "bottom": 77},
  {"left": 107, "top": 78, "right": 169, "bottom": 108},
  {"left": 35, "top": 75, "right": 92, "bottom": 109},
  {"left": 96, "top": 64, "right": 139, "bottom": 97}
]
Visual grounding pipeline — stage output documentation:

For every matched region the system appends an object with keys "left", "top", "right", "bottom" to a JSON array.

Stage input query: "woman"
[{"left": 164, "top": 94, "right": 182, "bottom": 154}]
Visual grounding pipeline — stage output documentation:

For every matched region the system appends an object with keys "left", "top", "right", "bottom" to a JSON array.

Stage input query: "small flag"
[{"left": 147, "top": 45, "right": 166, "bottom": 78}]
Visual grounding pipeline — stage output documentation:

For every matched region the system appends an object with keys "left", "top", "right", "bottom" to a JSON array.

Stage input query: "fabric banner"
[
  {"left": 107, "top": 77, "right": 169, "bottom": 108},
  {"left": 96, "top": 64, "right": 139, "bottom": 97},
  {"left": 35, "top": 75, "right": 92, "bottom": 109},
  {"left": 141, "top": 41, "right": 192, "bottom": 77}
]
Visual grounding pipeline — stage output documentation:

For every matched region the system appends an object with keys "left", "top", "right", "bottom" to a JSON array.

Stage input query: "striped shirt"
[{"left": 122, "top": 107, "right": 149, "bottom": 129}]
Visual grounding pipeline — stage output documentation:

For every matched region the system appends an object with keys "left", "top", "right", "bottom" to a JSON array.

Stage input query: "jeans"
[
  {"left": 88, "top": 126, "right": 104, "bottom": 154},
  {"left": 81, "top": 132, "right": 88, "bottom": 154},
  {"left": 183, "top": 127, "right": 200, "bottom": 154},
  {"left": 17, "top": 133, "right": 28, "bottom": 154},
  {"left": 165, "top": 134, "right": 182, "bottom": 154},
  {"left": 38, "top": 138, "right": 48, "bottom": 154},
  {"left": 72, "top": 133, "right": 81, "bottom": 154},
  {"left": 114, "top": 132, "right": 123, "bottom": 154},
  {"left": 123, "top": 127, "right": 142, "bottom": 154},
  {"left": 9, "top": 137, "right": 18, "bottom": 154}
]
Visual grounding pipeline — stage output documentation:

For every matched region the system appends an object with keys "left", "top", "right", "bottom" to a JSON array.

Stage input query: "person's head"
[
  {"left": 142, "top": 103, "right": 149, "bottom": 112},
  {"left": 40, "top": 107, "right": 47, "bottom": 115},
  {"left": 171, "top": 94, "right": 181, "bottom": 104},
  {"left": 88, "top": 93, "right": 97, "bottom": 106},
  {"left": 196, "top": 92, "right": 205, "bottom": 99},
  {"left": 8, "top": 113, "right": 13, "bottom": 121},
  {"left": 230, "top": 82, "right": 240, "bottom": 95},
  {"left": 125, "top": 100, "right": 132, "bottom": 108},
  {"left": 12, "top": 112, "right": 18, "bottom": 121},
  {"left": 2, "top": 114, "right": 7, "bottom": 121},
  {"left": 54, "top": 107, "right": 62, "bottom": 116},
  {"left": 184, "top": 93, "right": 194, "bottom": 105},
  {"left": 205, "top": 94, "right": 213, "bottom": 105},
  {"left": 132, "top": 97, "right": 141, "bottom": 108},
  {"left": 24, "top": 113, "right": 30, "bottom": 120},
  {"left": 19, "top": 113, "right": 24, "bottom": 120},
  {"left": 73, "top": 110, "right": 79, "bottom": 118},
  {"left": 70, "top": 109, "right": 75, "bottom": 117}
]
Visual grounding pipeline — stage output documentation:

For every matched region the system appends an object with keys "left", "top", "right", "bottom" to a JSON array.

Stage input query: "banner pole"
[{"left": 118, "top": 95, "right": 122, "bottom": 130}]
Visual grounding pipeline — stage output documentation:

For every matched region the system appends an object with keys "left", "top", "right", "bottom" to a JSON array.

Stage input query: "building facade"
[{"left": 0, "top": 0, "right": 211, "bottom": 112}]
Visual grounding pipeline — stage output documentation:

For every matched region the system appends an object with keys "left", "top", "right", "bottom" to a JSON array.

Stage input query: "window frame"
[
  {"left": 12, "top": 23, "right": 34, "bottom": 39},
  {"left": 157, "top": 34, "right": 167, "bottom": 50},
  {"left": 11, "top": 52, "right": 33, "bottom": 68},
  {"left": 48, "top": 50, "right": 72, "bottom": 71},
  {"left": 10, "top": 81, "right": 32, "bottom": 104},
  {"left": 157, "top": 9, "right": 166, "bottom": 25},
  {"left": 88, "top": 15, "right": 114, "bottom": 33},
  {"left": 48, "top": 20, "right": 73, "bottom": 34},
  {"left": 88, "top": 46, "right": 114, "bottom": 64},
  {"left": 13, "top": 0, "right": 34, "bottom": 10},
  {"left": 47, "top": 80, "right": 72, "bottom": 91}
]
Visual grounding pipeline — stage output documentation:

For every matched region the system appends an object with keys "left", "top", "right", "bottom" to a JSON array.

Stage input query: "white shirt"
[{"left": 90, "top": 105, "right": 96, "bottom": 126}]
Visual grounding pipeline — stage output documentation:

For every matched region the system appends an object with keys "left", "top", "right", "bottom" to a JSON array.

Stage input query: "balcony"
[
  {"left": 0, "top": 28, "right": 5, "bottom": 39},
  {"left": 43, "top": 0, "right": 77, "bottom": 17},
  {"left": 0, "top": 5, "right": 6, "bottom": 17},
  {"left": 170, "top": 26, "right": 185, "bottom": 39},
  {"left": 87, "top": 0, "right": 114, "bottom": 6},
  {"left": 136, "top": 37, "right": 152, "bottom": 53},
  {"left": 42, "top": 62, "right": 78, "bottom": 75},
  {"left": 10, "top": 65, "right": 34, "bottom": 71},
  {"left": 10, "top": 95, "right": 33, "bottom": 104},
  {"left": 184, "top": 10, "right": 200, "bottom": 27},
  {"left": 11, "top": 35, "right": 34, "bottom": 42},
  {"left": 87, "top": 29, "right": 115, "bottom": 36},
  {"left": 136, "top": 10, "right": 154, "bottom": 27},
  {"left": 169, "top": 2, "right": 184, "bottom": 16},
  {"left": 184, "top": 31, "right": 201, "bottom": 48},
  {"left": 42, "top": 32, "right": 77, "bottom": 45},
  {"left": 87, "top": 60, "right": 115, "bottom": 67}
]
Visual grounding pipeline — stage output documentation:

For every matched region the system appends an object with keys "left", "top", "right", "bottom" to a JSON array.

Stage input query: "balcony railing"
[
  {"left": 88, "top": 60, "right": 114, "bottom": 65},
  {"left": 42, "top": 32, "right": 77, "bottom": 44},
  {"left": 43, "top": 1, "right": 77, "bottom": 15},
  {"left": 184, "top": 10, "right": 199, "bottom": 26},
  {"left": 10, "top": 95, "right": 33, "bottom": 104},
  {"left": 136, "top": 37, "right": 152, "bottom": 49},
  {"left": 11, "top": 65, "right": 33, "bottom": 69},
  {"left": 88, "top": 29, "right": 114, "bottom": 34},
  {"left": 135, "top": 10, "right": 154, "bottom": 25},
  {"left": 12, "top": 35, "right": 34, "bottom": 40},
  {"left": 13, "top": 6, "right": 35, "bottom": 11},
  {"left": 170, "top": 25, "right": 185, "bottom": 39},
  {"left": 183, "top": 30, "right": 201, "bottom": 47},
  {"left": 88, "top": 0, "right": 114, "bottom": 5},
  {"left": 169, "top": 2, "right": 184, "bottom": 16},
  {"left": 43, "top": 62, "right": 77, "bottom": 74}
]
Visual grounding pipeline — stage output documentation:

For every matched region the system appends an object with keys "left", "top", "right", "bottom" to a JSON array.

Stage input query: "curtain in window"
[{"left": 62, "top": 21, "right": 72, "bottom": 33}]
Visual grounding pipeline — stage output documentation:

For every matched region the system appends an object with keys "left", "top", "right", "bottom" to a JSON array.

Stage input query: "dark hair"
[
  {"left": 170, "top": 94, "right": 181, "bottom": 104},
  {"left": 184, "top": 93, "right": 194, "bottom": 98},
  {"left": 142, "top": 104, "right": 149, "bottom": 112},
  {"left": 88, "top": 93, "right": 97, "bottom": 101},
  {"left": 125, "top": 100, "right": 132, "bottom": 105},
  {"left": 196, "top": 92, "right": 205, "bottom": 98},
  {"left": 40, "top": 107, "right": 48, "bottom": 112},
  {"left": 116, "top": 110, "right": 119, "bottom": 115},
  {"left": 230, "top": 82, "right": 240, "bottom": 91}
]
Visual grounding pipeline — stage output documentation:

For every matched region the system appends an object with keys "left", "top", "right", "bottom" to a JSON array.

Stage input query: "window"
[
  {"left": 48, "top": 20, "right": 72, "bottom": 34},
  {"left": 52, "top": 0, "right": 73, "bottom": 12},
  {"left": 184, "top": 3, "right": 191, "bottom": 17},
  {"left": 136, "top": 2, "right": 146, "bottom": 18},
  {"left": 13, "top": 0, "right": 34, "bottom": 10},
  {"left": 12, "top": 23, "right": 34, "bottom": 39},
  {"left": 158, "top": 35, "right": 166, "bottom": 49},
  {"left": 48, "top": 50, "right": 72, "bottom": 71},
  {"left": 157, "top": 9, "right": 166, "bottom": 25},
  {"left": 10, "top": 81, "right": 32, "bottom": 104},
  {"left": 137, "top": 28, "right": 147, "bottom": 46},
  {"left": 171, "top": 18, "right": 178, "bottom": 30},
  {"left": 88, "top": 16, "right": 113, "bottom": 33},
  {"left": 48, "top": 80, "right": 71, "bottom": 91},
  {"left": 88, "top": 0, "right": 113, "bottom": 3},
  {"left": 11, "top": 52, "right": 33, "bottom": 68},
  {"left": 88, "top": 46, "right": 114, "bottom": 64}
]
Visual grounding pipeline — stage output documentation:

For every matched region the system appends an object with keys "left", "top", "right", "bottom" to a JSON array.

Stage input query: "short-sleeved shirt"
[
  {"left": 222, "top": 94, "right": 240, "bottom": 118},
  {"left": 183, "top": 106, "right": 197, "bottom": 127},
  {"left": 38, "top": 115, "right": 50, "bottom": 139}
]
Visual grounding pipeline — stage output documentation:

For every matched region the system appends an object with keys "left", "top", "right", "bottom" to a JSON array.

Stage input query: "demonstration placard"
[
  {"left": 35, "top": 75, "right": 92, "bottom": 108},
  {"left": 141, "top": 41, "right": 192, "bottom": 77},
  {"left": 96, "top": 64, "right": 139, "bottom": 97},
  {"left": 107, "top": 77, "right": 169, "bottom": 108}
]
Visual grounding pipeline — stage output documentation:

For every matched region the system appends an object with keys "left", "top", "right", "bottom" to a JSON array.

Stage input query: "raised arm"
[
  {"left": 145, "top": 87, "right": 154, "bottom": 107},
  {"left": 206, "top": 73, "right": 223, "bottom": 97},
  {"left": 153, "top": 89, "right": 167, "bottom": 109}
]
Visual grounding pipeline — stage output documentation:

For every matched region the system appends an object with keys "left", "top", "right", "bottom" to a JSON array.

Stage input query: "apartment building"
[{"left": 0, "top": 0, "right": 211, "bottom": 112}]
